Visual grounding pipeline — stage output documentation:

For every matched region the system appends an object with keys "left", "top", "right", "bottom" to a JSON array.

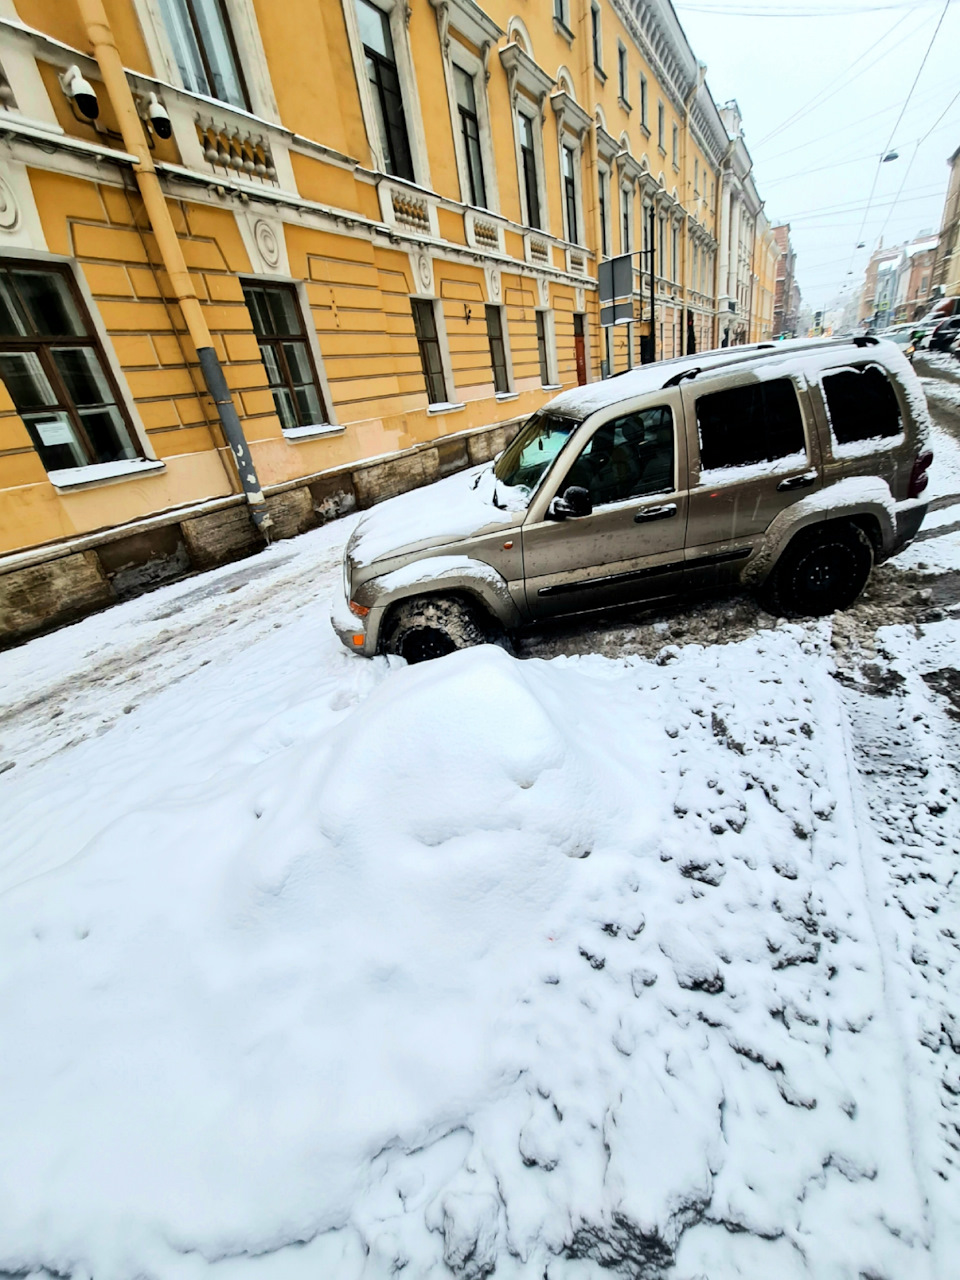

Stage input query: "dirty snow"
[{"left": 3, "top": 369, "right": 960, "bottom": 1280}]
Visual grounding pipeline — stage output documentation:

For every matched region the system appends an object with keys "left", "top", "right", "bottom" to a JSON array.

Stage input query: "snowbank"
[{"left": 0, "top": 632, "right": 934, "bottom": 1278}]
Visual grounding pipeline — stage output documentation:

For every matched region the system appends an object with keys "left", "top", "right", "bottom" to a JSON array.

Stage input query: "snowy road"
[{"left": 2, "top": 376, "right": 960, "bottom": 1278}]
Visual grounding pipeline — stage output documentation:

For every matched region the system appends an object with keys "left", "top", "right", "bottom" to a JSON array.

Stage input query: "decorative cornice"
[
  {"left": 596, "top": 125, "right": 621, "bottom": 163},
  {"left": 550, "top": 90, "right": 592, "bottom": 140},
  {"left": 429, "top": 0, "right": 502, "bottom": 53},
  {"left": 498, "top": 42, "right": 555, "bottom": 109}
]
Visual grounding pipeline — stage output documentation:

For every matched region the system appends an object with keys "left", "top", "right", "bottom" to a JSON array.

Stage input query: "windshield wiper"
[{"left": 492, "top": 485, "right": 505, "bottom": 509}]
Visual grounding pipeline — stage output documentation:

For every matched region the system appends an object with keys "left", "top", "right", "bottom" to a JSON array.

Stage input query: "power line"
[
  {"left": 849, "top": 0, "right": 953, "bottom": 269},
  {"left": 763, "top": 114, "right": 959, "bottom": 187},
  {"left": 758, "top": 74, "right": 955, "bottom": 164},
  {"left": 753, "top": 8, "right": 921, "bottom": 148},
  {"left": 874, "top": 85, "right": 960, "bottom": 242},
  {"left": 677, "top": 1, "right": 937, "bottom": 14}
]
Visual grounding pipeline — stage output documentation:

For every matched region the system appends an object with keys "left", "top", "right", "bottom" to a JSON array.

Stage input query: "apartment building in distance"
[
  {"left": 932, "top": 144, "right": 959, "bottom": 300},
  {"left": 0, "top": 0, "right": 774, "bottom": 640}
]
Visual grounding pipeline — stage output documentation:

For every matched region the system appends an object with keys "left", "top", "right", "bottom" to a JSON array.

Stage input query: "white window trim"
[
  {"left": 132, "top": 0, "right": 280, "bottom": 119},
  {"left": 240, "top": 275, "right": 340, "bottom": 438},
  {"left": 486, "top": 302, "right": 516, "bottom": 396},
  {"left": 412, "top": 295, "right": 458, "bottom": 409},
  {"left": 443, "top": 38, "right": 500, "bottom": 214},
  {"left": 616, "top": 42, "right": 629, "bottom": 108},
  {"left": 598, "top": 163, "right": 611, "bottom": 258},
  {"left": 1, "top": 247, "right": 157, "bottom": 469},
  {"left": 514, "top": 96, "right": 549, "bottom": 235},
  {"left": 591, "top": 2, "right": 604, "bottom": 71},
  {"left": 340, "top": 0, "right": 431, "bottom": 188},
  {"left": 536, "top": 308, "right": 560, "bottom": 388},
  {"left": 559, "top": 134, "right": 585, "bottom": 247},
  {"left": 620, "top": 183, "right": 633, "bottom": 255}
]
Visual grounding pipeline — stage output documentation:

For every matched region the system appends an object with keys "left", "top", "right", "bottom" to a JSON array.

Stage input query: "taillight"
[{"left": 908, "top": 450, "right": 933, "bottom": 498}]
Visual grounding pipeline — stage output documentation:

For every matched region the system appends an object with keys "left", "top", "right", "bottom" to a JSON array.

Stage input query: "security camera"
[
  {"left": 61, "top": 64, "right": 99, "bottom": 121},
  {"left": 146, "top": 92, "right": 172, "bottom": 141}
]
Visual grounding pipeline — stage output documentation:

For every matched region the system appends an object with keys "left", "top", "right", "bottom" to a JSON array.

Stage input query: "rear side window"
[
  {"left": 696, "top": 378, "right": 805, "bottom": 474},
  {"left": 821, "top": 364, "right": 901, "bottom": 446}
]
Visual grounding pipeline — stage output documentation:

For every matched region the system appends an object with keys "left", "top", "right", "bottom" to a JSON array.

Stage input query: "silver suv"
[{"left": 333, "top": 337, "right": 933, "bottom": 662}]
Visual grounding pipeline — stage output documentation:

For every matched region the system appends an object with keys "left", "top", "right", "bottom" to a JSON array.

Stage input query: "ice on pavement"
[{"left": 0, "top": 597, "right": 940, "bottom": 1278}]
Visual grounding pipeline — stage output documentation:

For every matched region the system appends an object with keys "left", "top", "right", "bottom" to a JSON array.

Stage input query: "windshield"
[{"left": 494, "top": 412, "right": 580, "bottom": 495}]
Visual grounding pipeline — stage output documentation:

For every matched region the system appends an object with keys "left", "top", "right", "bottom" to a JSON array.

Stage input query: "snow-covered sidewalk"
[{"left": 2, "top": 408, "right": 960, "bottom": 1278}]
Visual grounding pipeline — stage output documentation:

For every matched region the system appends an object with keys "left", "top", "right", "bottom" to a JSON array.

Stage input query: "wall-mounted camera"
[
  {"left": 60, "top": 65, "right": 99, "bottom": 121},
  {"left": 145, "top": 92, "right": 172, "bottom": 141}
]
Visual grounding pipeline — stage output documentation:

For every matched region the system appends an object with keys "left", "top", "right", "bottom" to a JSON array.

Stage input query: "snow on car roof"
[{"left": 543, "top": 337, "right": 890, "bottom": 420}]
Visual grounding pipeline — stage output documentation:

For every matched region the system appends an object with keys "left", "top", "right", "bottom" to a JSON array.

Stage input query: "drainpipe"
[{"left": 76, "top": 0, "right": 272, "bottom": 535}]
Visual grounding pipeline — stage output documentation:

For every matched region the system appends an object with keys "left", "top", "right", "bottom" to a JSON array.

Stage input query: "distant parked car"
[
  {"left": 881, "top": 325, "right": 922, "bottom": 362},
  {"left": 928, "top": 315, "right": 960, "bottom": 353},
  {"left": 334, "top": 336, "right": 933, "bottom": 662}
]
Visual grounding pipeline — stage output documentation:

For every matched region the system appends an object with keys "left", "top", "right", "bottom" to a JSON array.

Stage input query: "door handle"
[
  {"left": 777, "top": 472, "right": 817, "bottom": 492},
  {"left": 634, "top": 503, "right": 678, "bottom": 523}
]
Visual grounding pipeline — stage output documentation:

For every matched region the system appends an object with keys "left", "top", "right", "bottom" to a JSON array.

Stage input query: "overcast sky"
[{"left": 672, "top": 0, "right": 960, "bottom": 313}]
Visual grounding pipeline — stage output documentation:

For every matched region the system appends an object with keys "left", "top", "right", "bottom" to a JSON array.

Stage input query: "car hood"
[{"left": 346, "top": 465, "right": 525, "bottom": 580}]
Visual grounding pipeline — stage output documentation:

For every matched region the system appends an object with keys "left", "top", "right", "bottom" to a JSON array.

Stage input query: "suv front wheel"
[
  {"left": 763, "top": 521, "right": 874, "bottom": 617},
  {"left": 382, "top": 594, "right": 489, "bottom": 664}
]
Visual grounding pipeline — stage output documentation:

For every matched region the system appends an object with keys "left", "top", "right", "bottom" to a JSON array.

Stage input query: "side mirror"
[{"left": 549, "top": 485, "right": 593, "bottom": 520}]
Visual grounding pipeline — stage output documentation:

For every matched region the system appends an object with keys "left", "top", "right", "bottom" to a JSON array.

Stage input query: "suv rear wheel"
[
  {"left": 383, "top": 595, "right": 488, "bottom": 664},
  {"left": 763, "top": 521, "right": 874, "bottom": 617}
]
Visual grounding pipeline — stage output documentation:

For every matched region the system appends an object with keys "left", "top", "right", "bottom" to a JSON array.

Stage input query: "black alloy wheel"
[{"left": 764, "top": 521, "right": 874, "bottom": 617}]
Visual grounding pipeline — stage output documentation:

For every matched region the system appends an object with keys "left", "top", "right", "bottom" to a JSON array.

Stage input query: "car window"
[
  {"left": 563, "top": 406, "right": 674, "bottom": 506},
  {"left": 494, "top": 412, "right": 579, "bottom": 495},
  {"left": 695, "top": 378, "right": 805, "bottom": 473},
  {"left": 821, "top": 363, "right": 901, "bottom": 445}
]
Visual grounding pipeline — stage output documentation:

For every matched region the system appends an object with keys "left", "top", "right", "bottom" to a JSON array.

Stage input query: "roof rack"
[
  {"left": 663, "top": 366, "right": 701, "bottom": 388},
  {"left": 852, "top": 335, "right": 879, "bottom": 348}
]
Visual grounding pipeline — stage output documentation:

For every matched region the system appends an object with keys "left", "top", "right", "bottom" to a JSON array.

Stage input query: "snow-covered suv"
[{"left": 333, "top": 337, "right": 933, "bottom": 662}]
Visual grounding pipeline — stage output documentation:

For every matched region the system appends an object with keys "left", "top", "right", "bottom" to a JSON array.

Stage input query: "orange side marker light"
[{"left": 352, "top": 634, "right": 365, "bottom": 647}]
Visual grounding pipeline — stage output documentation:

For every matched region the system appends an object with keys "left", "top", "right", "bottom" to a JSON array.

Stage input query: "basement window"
[{"left": 0, "top": 260, "right": 142, "bottom": 474}]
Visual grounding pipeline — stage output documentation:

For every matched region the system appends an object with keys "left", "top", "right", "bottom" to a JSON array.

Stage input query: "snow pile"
[{"left": 0, "top": 636, "right": 937, "bottom": 1277}]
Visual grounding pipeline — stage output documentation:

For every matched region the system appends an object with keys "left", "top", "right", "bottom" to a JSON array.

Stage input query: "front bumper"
[{"left": 331, "top": 590, "right": 381, "bottom": 658}]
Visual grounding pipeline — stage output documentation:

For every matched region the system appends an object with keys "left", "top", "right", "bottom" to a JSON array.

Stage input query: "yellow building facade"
[{"left": 0, "top": 0, "right": 751, "bottom": 638}]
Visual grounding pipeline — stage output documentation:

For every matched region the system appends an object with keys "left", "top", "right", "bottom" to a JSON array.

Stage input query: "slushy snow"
[{"left": 0, "top": 542, "right": 952, "bottom": 1278}]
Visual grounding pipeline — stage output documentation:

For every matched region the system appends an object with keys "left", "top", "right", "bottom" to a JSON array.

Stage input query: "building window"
[
  {"left": 671, "top": 225, "right": 678, "bottom": 281},
  {"left": 692, "top": 242, "right": 699, "bottom": 294},
  {"left": 519, "top": 111, "right": 541, "bottom": 230},
  {"left": 0, "top": 260, "right": 140, "bottom": 474},
  {"left": 617, "top": 43, "right": 628, "bottom": 103},
  {"left": 553, "top": 0, "right": 566, "bottom": 23},
  {"left": 242, "top": 281, "right": 327, "bottom": 431},
  {"left": 536, "top": 310, "right": 551, "bottom": 385},
  {"left": 598, "top": 166, "right": 610, "bottom": 257},
  {"left": 672, "top": 122, "right": 679, "bottom": 167},
  {"left": 157, "top": 0, "right": 250, "bottom": 109},
  {"left": 355, "top": 0, "right": 414, "bottom": 181},
  {"left": 621, "top": 188, "right": 632, "bottom": 254},
  {"left": 658, "top": 216, "right": 665, "bottom": 275},
  {"left": 411, "top": 298, "right": 448, "bottom": 405},
  {"left": 591, "top": 2, "right": 602, "bottom": 70},
  {"left": 562, "top": 143, "right": 579, "bottom": 244},
  {"left": 485, "top": 305, "right": 510, "bottom": 395},
  {"left": 454, "top": 65, "right": 486, "bottom": 208},
  {"left": 640, "top": 74, "right": 648, "bottom": 128},
  {"left": 657, "top": 101, "right": 665, "bottom": 151}
]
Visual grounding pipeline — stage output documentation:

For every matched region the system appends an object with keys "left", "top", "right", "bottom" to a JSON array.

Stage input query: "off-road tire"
[
  {"left": 761, "top": 521, "right": 874, "bottom": 618},
  {"left": 382, "top": 594, "right": 490, "bottom": 664}
]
